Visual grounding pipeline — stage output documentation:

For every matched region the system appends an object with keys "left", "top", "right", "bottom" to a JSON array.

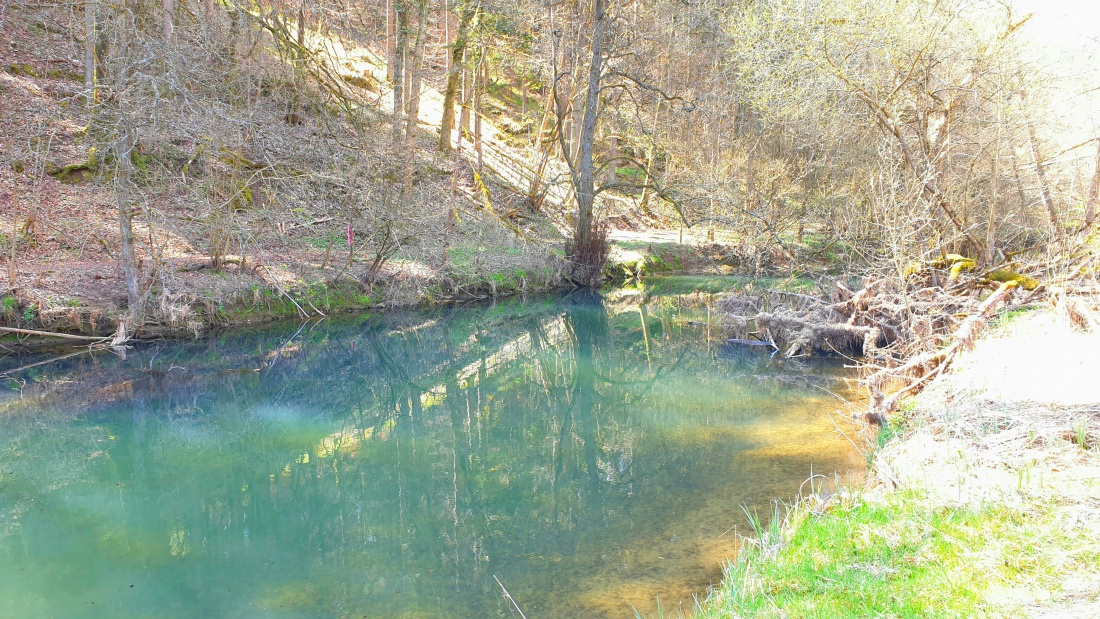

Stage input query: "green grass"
[
  {"left": 689, "top": 487, "right": 1094, "bottom": 619},
  {"left": 989, "top": 305, "right": 1038, "bottom": 329}
]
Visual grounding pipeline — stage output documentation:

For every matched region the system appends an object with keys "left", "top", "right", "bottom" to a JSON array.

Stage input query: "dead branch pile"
[{"left": 718, "top": 275, "right": 1029, "bottom": 416}]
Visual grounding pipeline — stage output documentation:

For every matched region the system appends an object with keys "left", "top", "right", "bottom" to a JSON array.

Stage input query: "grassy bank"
[{"left": 687, "top": 308, "right": 1100, "bottom": 619}]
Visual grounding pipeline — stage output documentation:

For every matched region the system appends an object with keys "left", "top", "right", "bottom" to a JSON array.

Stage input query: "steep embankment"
[
  {"left": 697, "top": 304, "right": 1100, "bottom": 618},
  {"left": 0, "top": 3, "right": 576, "bottom": 346}
]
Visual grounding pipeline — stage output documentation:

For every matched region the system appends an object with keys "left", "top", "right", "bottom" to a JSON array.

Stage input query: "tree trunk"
[
  {"left": 117, "top": 152, "right": 142, "bottom": 321},
  {"left": 392, "top": 1, "right": 409, "bottom": 146},
  {"left": 474, "top": 42, "right": 485, "bottom": 174},
  {"left": 84, "top": 0, "right": 96, "bottom": 104},
  {"left": 1028, "top": 122, "right": 1059, "bottom": 239},
  {"left": 5, "top": 187, "right": 16, "bottom": 291},
  {"left": 162, "top": 0, "right": 174, "bottom": 39},
  {"left": 606, "top": 134, "right": 618, "bottom": 183},
  {"left": 1080, "top": 140, "right": 1100, "bottom": 236},
  {"left": 569, "top": 0, "right": 608, "bottom": 287},
  {"left": 987, "top": 150, "right": 1000, "bottom": 264},
  {"left": 403, "top": 0, "right": 428, "bottom": 198},
  {"left": 559, "top": 35, "right": 574, "bottom": 159},
  {"left": 457, "top": 67, "right": 470, "bottom": 146},
  {"left": 296, "top": 3, "right": 306, "bottom": 49},
  {"left": 385, "top": 0, "right": 396, "bottom": 81},
  {"left": 639, "top": 56, "right": 670, "bottom": 213},
  {"left": 439, "top": 2, "right": 475, "bottom": 152},
  {"left": 114, "top": 9, "right": 143, "bottom": 324}
]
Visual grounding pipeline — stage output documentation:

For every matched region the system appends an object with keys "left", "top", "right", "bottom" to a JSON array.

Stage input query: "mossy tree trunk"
[{"left": 439, "top": 1, "right": 476, "bottom": 152}]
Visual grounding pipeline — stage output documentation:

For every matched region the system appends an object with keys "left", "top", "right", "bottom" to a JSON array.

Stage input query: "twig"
[
  {"left": 257, "top": 265, "right": 310, "bottom": 318},
  {"left": 493, "top": 575, "right": 528, "bottom": 619},
  {"left": 305, "top": 298, "right": 326, "bottom": 317}
]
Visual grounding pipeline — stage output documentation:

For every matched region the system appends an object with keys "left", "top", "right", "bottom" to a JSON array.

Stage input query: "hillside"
[{"left": 0, "top": 1, "right": 583, "bottom": 341}]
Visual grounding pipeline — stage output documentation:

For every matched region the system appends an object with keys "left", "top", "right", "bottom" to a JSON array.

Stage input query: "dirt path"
[{"left": 877, "top": 309, "right": 1100, "bottom": 617}]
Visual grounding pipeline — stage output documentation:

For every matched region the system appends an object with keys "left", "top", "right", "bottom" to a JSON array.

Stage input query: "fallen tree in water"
[{"left": 717, "top": 268, "right": 1037, "bottom": 416}]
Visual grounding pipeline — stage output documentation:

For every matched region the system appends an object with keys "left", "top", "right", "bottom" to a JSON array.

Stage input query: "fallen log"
[{"left": 0, "top": 326, "right": 109, "bottom": 341}]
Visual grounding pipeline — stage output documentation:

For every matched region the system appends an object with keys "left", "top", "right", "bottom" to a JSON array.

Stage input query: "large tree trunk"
[
  {"left": 569, "top": 0, "right": 608, "bottom": 287},
  {"left": 438, "top": 2, "right": 475, "bottom": 152}
]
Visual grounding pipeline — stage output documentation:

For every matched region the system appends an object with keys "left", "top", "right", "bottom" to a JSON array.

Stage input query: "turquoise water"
[{"left": 0, "top": 291, "right": 862, "bottom": 618}]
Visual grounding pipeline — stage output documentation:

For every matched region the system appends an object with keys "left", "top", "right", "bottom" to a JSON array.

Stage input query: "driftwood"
[{"left": 1, "top": 326, "right": 109, "bottom": 341}]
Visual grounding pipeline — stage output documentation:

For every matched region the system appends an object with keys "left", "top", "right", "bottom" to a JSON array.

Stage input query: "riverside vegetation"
[{"left": 687, "top": 302, "right": 1100, "bottom": 619}]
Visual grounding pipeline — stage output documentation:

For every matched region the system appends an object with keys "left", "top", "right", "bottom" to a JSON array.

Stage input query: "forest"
[{"left": 1, "top": 0, "right": 1095, "bottom": 339}]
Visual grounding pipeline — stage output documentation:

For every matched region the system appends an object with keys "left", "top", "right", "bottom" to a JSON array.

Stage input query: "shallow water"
[{"left": 0, "top": 288, "right": 862, "bottom": 618}]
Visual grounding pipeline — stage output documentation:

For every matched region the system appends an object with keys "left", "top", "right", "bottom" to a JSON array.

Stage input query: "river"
[{"left": 0, "top": 284, "right": 863, "bottom": 618}]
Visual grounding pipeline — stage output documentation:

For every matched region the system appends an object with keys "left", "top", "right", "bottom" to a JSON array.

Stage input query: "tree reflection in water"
[{"left": 0, "top": 290, "right": 862, "bottom": 618}]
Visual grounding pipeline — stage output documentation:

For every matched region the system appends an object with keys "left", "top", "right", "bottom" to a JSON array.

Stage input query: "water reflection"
[{"left": 0, "top": 288, "right": 862, "bottom": 618}]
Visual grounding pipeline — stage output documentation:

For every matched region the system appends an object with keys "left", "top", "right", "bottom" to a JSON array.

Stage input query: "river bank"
[
  {"left": 695, "top": 304, "right": 1100, "bottom": 618},
  {"left": 0, "top": 228, "right": 813, "bottom": 354}
]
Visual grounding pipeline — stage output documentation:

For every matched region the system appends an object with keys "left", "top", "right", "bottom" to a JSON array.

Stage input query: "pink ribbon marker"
[{"left": 346, "top": 224, "right": 353, "bottom": 247}]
